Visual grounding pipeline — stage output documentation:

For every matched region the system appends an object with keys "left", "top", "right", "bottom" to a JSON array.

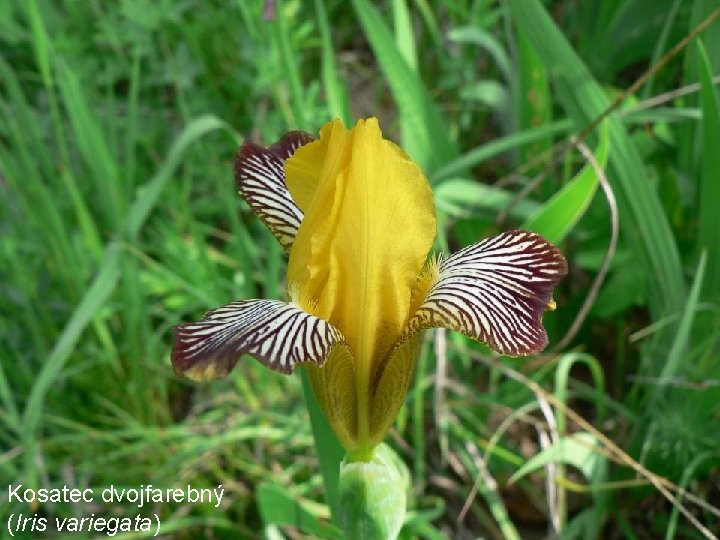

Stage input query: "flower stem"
[{"left": 301, "top": 370, "right": 344, "bottom": 520}]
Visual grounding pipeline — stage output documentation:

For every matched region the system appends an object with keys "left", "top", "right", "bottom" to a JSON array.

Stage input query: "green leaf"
[
  {"left": 510, "top": 432, "right": 607, "bottom": 485},
  {"left": 448, "top": 26, "right": 513, "bottom": 84},
  {"left": 459, "top": 80, "right": 509, "bottom": 111},
  {"left": 271, "top": 0, "right": 309, "bottom": 130},
  {"left": 351, "top": 0, "right": 457, "bottom": 173},
  {"left": 313, "top": 0, "right": 351, "bottom": 125},
  {"left": 523, "top": 120, "right": 610, "bottom": 243},
  {"left": 591, "top": 259, "right": 647, "bottom": 317},
  {"left": 431, "top": 119, "right": 572, "bottom": 183},
  {"left": 392, "top": 0, "right": 418, "bottom": 156},
  {"left": 301, "top": 370, "right": 345, "bottom": 522},
  {"left": 554, "top": 353, "right": 606, "bottom": 435},
  {"left": 516, "top": 30, "right": 552, "bottom": 170},
  {"left": 648, "top": 252, "right": 706, "bottom": 407},
  {"left": 435, "top": 179, "right": 540, "bottom": 220},
  {"left": 392, "top": 0, "right": 417, "bottom": 71},
  {"left": 696, "top": 39, "right": 720, "bottom": 299},
  {"left": 258, "top": 482, "right": 341, "bottom": 538}
]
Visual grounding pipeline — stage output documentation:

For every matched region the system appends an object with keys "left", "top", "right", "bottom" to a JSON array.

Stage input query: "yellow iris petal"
[
  {"left": 287, "top": 118, "right": 436, "bottom": 446},
  {"left": 285, "top": 119, "right": 351, "bottom": 212}
]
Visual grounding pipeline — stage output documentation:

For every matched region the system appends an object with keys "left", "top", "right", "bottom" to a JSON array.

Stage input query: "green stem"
[{"left": 301, "top": 369, "right": 344, "bottom": 521}]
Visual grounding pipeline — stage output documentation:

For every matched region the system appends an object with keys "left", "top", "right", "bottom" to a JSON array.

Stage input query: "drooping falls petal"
[
  {"left": 286, "top": 118, "right": 436, "bottom": 443},
  {"left": 234, "top": 132, "right": 315, "bottom": 251},
  {"left": 268, "top": 131, "right": 317, "bottom": 160},
  {"left": 172, "top": 299, "right": 345, "bottom": 378},
  {"left": 405, "top": 230, "right": 568, "bottom": 356}
]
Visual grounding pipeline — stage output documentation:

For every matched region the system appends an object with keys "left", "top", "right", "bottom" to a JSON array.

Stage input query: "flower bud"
[{"left": 337, "top": 443, "right": 409, "bottom": 540}]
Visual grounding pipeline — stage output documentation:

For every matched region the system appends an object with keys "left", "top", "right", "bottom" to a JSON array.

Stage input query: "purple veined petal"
[
  {"left": 406, "top": 230, "right": 568, "bottom": 356},
  {"left": 269, "top": 131, "right": 316, "bottom": 161},
  {"left": 234, "top": 132, "right": 315, "bottom": 251},
  {"left": 172, "top": 299, "right": 345, "bottom": 379}
]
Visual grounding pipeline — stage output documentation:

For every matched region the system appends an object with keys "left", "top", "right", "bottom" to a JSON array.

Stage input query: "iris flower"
[{"left": 172, "top": 118, "right": 567, "bottom": 459}]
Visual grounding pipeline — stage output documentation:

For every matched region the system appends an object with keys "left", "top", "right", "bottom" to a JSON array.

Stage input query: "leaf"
[
  {"left": 448, "top": 26, "right": 513, "bottom": 84},
  {"left": 431, "top": 119, "right": 572, "bottom": 183},
  {"left": 434, "top": 179, "right": 541, "bottom": 220},
  {"left": 696, "top": 39, "right": 720, "bottom": 299},
  {"left": 459, "top": 80, "right": 509, "bottom": 111},
  {"left": 510, "top": 432, "right": 607, "bottom": 485},
  {"left": 522, "top": 120, "right": 610, "bottom": 243},
  {"left": 257, "top": 482, "right": 342, "bottom": 538},
  {"left": 648, "top": 252, "right": 706, "bottom": 408},
  {"left": 554, "top": 353, "right": 606, "bottom": 434},
  {"left": 351, "top": 0, "right": 457, "bottom": 173},
  {"left": 313, "top": 0, "right": 351, "bottom": 125},
  {"left": 392, "top": 0, "right": 417, "bottom": 71},
  {"left": 301, "top": 371, "right": 345, "bottom": 522}
]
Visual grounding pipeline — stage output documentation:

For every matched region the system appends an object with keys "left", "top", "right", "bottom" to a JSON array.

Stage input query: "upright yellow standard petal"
[
  {"left": 285, "top": 119, "right": 351, "bottom": 211},
  {"left": 287, "top": 118, "right": 436, "bottom": 447}
]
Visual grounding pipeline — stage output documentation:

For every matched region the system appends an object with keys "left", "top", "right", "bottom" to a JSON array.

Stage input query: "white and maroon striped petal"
[
  {"left": 269, "top": 131, "right": 316, "bottom": 160},
  {"left": 234, "top": 132, "right": 314, "bottom": 251},
  {"left": 406, "top": 230, "right": 567, "bottom": 356},
  {"left": 172, "top": 299, "right": 345, "bottom": 379}
]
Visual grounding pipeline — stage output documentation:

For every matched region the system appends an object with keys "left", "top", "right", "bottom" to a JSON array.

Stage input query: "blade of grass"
[
  {"left": 412, "top": 341, "right": 435, "bottom": 492},
  {"left": 351, "top": 0, "right": 457, "bottom": 173},
  {"left": 301, "top": 370, "right": 344, "bottom": 522},
  {"left": 392, "top": 0, "right": 417, "bottom": 152},
  {"left": 472, "top": 451, "right": 521, "bottom": 540},
  {"left": 411, "top": 0, "right": 441, "bottom": 48},
  {"left": 0, "top": 58, "right": 84, "bottom": 297},
  {"left": 431, "top": 119, "right": 572, "bottom": 182},
  {"left": 683, "top": 1, "right": 720, "bottom": 92},
  {"left": 448, "top": 26, "right": 513, "bottom": 85},
  {"left": 509, "top": 432, "right": 607, "bottom": 486},
  {"left": 642, "top": 0, "right": 684, "bottom": 98},
  {"left": 57, "top": 59, "right": 124, "bottom": 225},
  {"left": 313, "top": 0, "right": 351, "bottom": 125},
  {"left": 258, "top": 482, "right": 341, "bottom": 538},
  {"left": 392, "top": 0, "right": 417, "bottom": 71},
  {"left": 553, "top": 352, "right": 607, "bottom": 529},
  {"left": 434, "top": 179, "right": 541, "bottom": 221},
  {"left": 696, "top": 40, "right": 720, "bottom": 299},
  {"left": 515, "top": 30, "right": 553, "bottom": 178},
  {"left": 648, "top": 252, "right": 706, "bottom": 409},
  {"left": 523, "top": 121, "right": 610, "bottom": 243},
  {"left": 665, "top": 451, "right": 720, "bottom": 540},
  {"left": 0, "top": 349, "right": 20, "bottom": 431},
  {"left": 678, "top": 1, "right": 720, "bottom": 175},
  {"left": 271, "top": 0, "right": 309, "bottom": 130}
]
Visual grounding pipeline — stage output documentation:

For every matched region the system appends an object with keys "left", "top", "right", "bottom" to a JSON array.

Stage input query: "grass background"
[{"left": 1, "top": 0, "right": 719, "bottom": 538}]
